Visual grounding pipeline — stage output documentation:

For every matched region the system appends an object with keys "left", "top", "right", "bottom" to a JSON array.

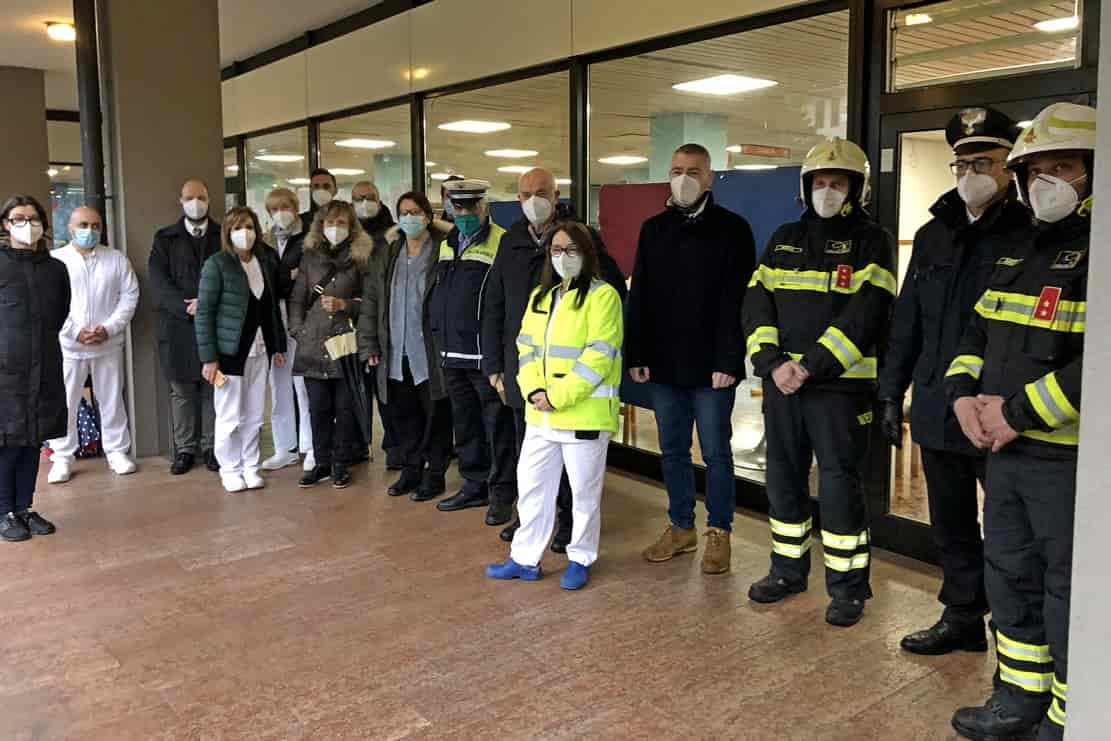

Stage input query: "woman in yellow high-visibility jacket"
[{"left": 486, "top": 221, "right": 624, "bottom": 590}]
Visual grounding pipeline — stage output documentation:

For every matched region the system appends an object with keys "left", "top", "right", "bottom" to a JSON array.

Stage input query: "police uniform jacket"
[
  {"left": 879, "top": 189, "right": 1030, "bottom": 452},
  {"left": 743, "top": 205, "right": 897, "bottom": 392}
]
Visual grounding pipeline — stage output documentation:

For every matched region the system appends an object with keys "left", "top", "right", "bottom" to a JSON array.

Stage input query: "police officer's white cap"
[{"left": 443, "top": 179, "right": 491, "bottom": 204}]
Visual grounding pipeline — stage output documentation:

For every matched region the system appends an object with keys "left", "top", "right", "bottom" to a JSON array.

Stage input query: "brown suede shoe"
[
  {"left": 701, "top": 527, "right": 731, "bottom": 574},
  {"left": 642, "top": 524, "right": 698, "bottom": 562}
]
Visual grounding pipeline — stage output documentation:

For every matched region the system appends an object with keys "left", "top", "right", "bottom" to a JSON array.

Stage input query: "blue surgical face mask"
[
  {"left": 73, "top": 227, "right": 101, "bottom": 249},
  {"left": 399, "top": 214, "right": 428, "bottom": 238},
  {"left": 455, "top": 213, "right": 481, "bottom": 238}
]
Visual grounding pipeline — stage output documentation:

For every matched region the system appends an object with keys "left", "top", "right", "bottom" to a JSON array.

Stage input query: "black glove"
[{"left": 880, "top": 398, "right": 903, "bottom": 449}]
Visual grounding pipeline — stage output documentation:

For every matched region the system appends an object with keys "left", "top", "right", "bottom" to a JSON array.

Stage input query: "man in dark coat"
[
  {"left": 481, "top": 167, "right": 627, "bottom": 547},
  {"left": 352, "top": 180, "right": 396, "bottom": 243},
  {"left": 148, "top": 179, "right": 221, "bottom": 475},
  {"left": 301, "top": 168, "right": 337, "bottom": 234}
]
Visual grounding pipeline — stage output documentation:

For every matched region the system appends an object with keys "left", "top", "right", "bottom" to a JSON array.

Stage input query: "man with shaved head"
[
  {"left": 46, "top": 206, "right": 140, "bottom": 484},
  {"left": 149, "top": 179, "right": 221, "bottom": 475}
]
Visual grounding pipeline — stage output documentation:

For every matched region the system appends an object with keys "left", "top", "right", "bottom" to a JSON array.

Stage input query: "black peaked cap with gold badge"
[{"left": 945, "top": 106, "right": 1022, "bottom": 156}]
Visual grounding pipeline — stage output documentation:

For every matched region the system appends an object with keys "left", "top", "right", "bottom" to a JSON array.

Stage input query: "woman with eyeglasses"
[
  {"left": 0, "top": 195, "right": 71, "bottom": 542},
  {"left": 486, "top": 220, "right": 623, "bottom": 590}
]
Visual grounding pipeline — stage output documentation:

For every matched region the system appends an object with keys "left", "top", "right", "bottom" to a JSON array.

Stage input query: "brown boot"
[
  {"left": 701, "top": 527, "right": 731, "bottom": 574},
  {"left": 642, "top": 524, "right": 698, "bottom": 562}
]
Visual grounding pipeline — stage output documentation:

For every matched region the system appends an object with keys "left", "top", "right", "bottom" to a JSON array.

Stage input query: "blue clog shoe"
[{"left": 486, "top": 558, "right": 542, "bottom": 581}]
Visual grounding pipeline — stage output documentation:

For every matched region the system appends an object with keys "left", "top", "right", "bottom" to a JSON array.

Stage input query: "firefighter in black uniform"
[
  {"left": 742, "top": 138, "right": 897, "bottom": 627},
  {"left": 879, "top": 107, "right": 1028, "bottom": 656},
  {"left": 429, "top": 179, "right": 517, "bottom": 525},
  {"left": 947, "top": 102, "right": 1094, "bottom": 741}
]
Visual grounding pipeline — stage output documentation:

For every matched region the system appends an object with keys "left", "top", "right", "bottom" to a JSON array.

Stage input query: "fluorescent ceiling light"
[
  {"left": 46, "top": 168, "right": 59, "bottom": 177},
  {"left": 726, "top": 145, "right": 742, "bottom": 153},
  {"left": 555, "top": 178, "right": 572, "bottom": 185},
  {"left": 411, "top": 68, "right": 430, "bottom": 80},
  {"left": 734, "top": 164, "right": 778, "bottom": 171},
  {"left": 46, "top": 23, "right": 75, "bottom": 42},
  {"left": 287, "top": 178, "right": 311, "bottom": 185},
  {"left": 497, "top": 165, "right": 533, "bottom": 174},
  {"left": 430, "top": 172, "right": 452, "bottom": 181},
  {"left": 438, "top": 120, "right": 511, "bottom": 134},
  {"left": 485, "top": 149, "right": 538, "bottom": 158},
  {"left": 255, "top": 154, "right": 304, "bottom": 163},
  {"left": 225, "top": 165, "right": 239, "bottom": 172},
  {"left": 425, "top": 161, "right": 437, "bottom": 167},
  {"left": 1034, "top": 16, "right": 1079, "bottom": 32},
  {"left": 1018, "top": 120, "right": 1034, "bottom": 128},
  {"left": 335, "top": 138, "right": 396, "bottom": 150},
  {"left": 904, "top": 13, "right": 932, "bottom": 26},
  {"left": 598, "top": 155, "right": 648, "bottom": 165},
  {"left": 329, "top": 168, "right": 366, "bottom": 176},
  {"left": 672, "top": 74, "right": 777, "bottom": 96}
]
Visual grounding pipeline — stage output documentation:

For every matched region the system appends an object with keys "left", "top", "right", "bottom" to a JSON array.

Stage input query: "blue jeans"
[{"left": 651, "top": 384, "right": 736, "bottom": 532}]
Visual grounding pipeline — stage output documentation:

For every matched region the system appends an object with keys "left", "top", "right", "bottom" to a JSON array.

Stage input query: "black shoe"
[
  {"left": 332, "top": 464, "right": 352, "bottom": 489},
  {"left": 500, "top": 520, "right": 519, "bottom": 543},
  {"left": 551, "top": 517, "right": 572, "bottom": 554},
  {"left": 170, "top": 452, "right": 195, "bottom": 476},
  {"left": 437, "top": 488, "right": 489, "bottom": 512},
  {"left": 952, "top": 694, "right": 1044, "bottom": 741},
  {"left": 748, "top": 573, "right": 807, "bottom": 604},
  {"left": 485, "top": 499, "right": 514, "bottom": 526},
  {"left": 0, "top": 512, "right": 31, "bottom": 542},
  {"left": 411, "top": 472, "right": 446, "bottom": 502},
  {"left": 388, "top": 472, "right": 421, "bottom": 498},
  {"left": 298, "top": 465, "right": 331, "bottom": 488},
  {"left": 18, "top": 510, "right": 56, "bottom": 536},
  {"left": 826, "top": 598, "right": 866, "bottom": 627},
  {"left": 204, "top": 449, "right": 220, "bottom": 472},
  {"left": 901, "top": 618, "right": 988, "bottom": 656}
]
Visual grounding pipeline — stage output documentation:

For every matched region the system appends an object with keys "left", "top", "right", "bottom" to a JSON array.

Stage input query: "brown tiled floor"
[{"left": 1, "top": 454, "right": 992, "bottom": 740}]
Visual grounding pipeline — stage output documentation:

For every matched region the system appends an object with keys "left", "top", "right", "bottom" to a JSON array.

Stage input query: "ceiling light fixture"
[
  {"left": 672, "top": 74, "right": 777, "bottom": 96},
  {"left": 725, "top": 145, "right": 742, "bottom": 153},
  {"left": 335, "top": 138, "right": 396, "bottom": 150},
  {"left": 904, "top": 13, "right": 932, "bottom": 26},
  {"left": 46, "top": 168, "right": 59, "bottom": 177},
  {"left": 1034, "top": 16, "right": 1079, "bottom": 32},
  {"left": 430, "top": 173, "right": 452, "bottom": 181},
  {"left": 734, "top": 164, "right": 778, "bottom": 171},
  {"left": 46, "top": 22, "right": 76, "bottom": 42},
  {"left": 555, "top": 178, "right": 572, "bottom": 185},
  {"left": 225, "top": 165, "right": 239, "bottom": 173},
  {"left": 255, "top": 154, "right": 304, "bottom": 163},
  {"left": 438, "top": 120, "right": 511, "bottom": 134},
  {"left": 329, "top": 168, "right": 366, "bottom": 176},
  {"left": 1018, "top": 120, "right": 1034, "bottom": 128},
  {"left": 485, "top": 149, "right": 538, "bottom": 158},
  {"left": 426, "top": 161, "right": 437, "bottom": 167},
  {"left": 497, "top": 165, "right": 534, "bottom": 174},
  {"left": 287, "top": 178, "right": 311, "bottom": 185},
  {"left": 598, "top": 155, "right": 648, "bottom": 165}
]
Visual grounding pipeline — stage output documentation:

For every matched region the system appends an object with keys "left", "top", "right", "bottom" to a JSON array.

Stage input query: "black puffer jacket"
[
  {"left": 263, "top": 226, "right": 305, "bottom": 301},
  {"left": 0, "top": 241, "right": 71, "bottom": 446}
]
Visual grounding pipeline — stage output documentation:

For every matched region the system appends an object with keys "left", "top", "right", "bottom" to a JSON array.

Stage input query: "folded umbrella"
[{"left": 324, "top": 323, "right": 372, "bottom": 445}]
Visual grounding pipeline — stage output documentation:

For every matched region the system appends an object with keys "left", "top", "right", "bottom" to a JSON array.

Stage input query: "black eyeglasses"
[
  {"left": 550, "top": 245, "right": 580, "bottom": 257},
  {"left": 949, "top": 157, "right": 1004, "bottom": 176},
  {"left": 6, "top": 216, "right": 43, "bottom": 228}
]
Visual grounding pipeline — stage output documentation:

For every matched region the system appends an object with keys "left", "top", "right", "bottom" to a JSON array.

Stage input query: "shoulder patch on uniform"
[
  {"left": 1051, "top": 250, "right": 1086, "bottom": 270},
  {"left": 996, "top": 256, "right": 1024, "bottom": 267},
  {"left": 825, "top": 240, "right": 852, "bottom": 255},
  {"left": 774, "top": 244, "right": 802, "bottom": 253}
]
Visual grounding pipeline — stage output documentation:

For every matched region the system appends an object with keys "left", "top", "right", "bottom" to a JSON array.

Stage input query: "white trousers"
[
  {"left": 49, "top": 350, "right": 131, "bottom": 462},
  {"left": 269, "top": 334, "right": 313, "bottom": 455},
  {"left": 510, "top": 426, "right": 610, "bottom": 568},
  {"left": 214, "top": 353, "right": 269, "bottom": 477}
]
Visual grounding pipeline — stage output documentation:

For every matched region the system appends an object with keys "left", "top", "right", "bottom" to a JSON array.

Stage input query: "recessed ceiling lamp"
[
  {"left": 1034, "top": 16, "right": 1079, "bottom": 32},
  {"left": 426, "top": 161, "right": 437, "bottom": 167},
  {"left": 438, "top": 120, "right": 511, "bottom": 134},
  {"left": 255, "top": 154, "right": 304, "bottom": 163},
  {"left": 1018, "top": 120, "right": 1034, "bottom": 128},
  {"left": 555, "top": 178, "right": 572, "bottom": 185},
  {"left": 46, "top": 22, "right": 75, "bottom": 42},
  {"left": 329, "top": 168, "right": 366, "bottom": 176},
  {"left": 430, "top": 173, "right": 452, "bottom": 181},
  {"left": 225, "top": 165, "right": 239, "bottom": 173},
  {"left": 598, "top": 155, "right": 648, "bottom": 165},
  {"left": 725, "top": 145, "right": 742, "bottom": 153},
  {"left": 335, "top": 138, "right": 396, "bottom": 149},
  {"left": 46, "top": 168, "right": 59, "bottom": 177},
  {"left": 672, "top": 74, "right": 777, "bottom": 95},
  {"left": 485, "top": 149, "right": 538, "bottom": 158},
  {"left": 734, "top": 164, "right": 778, "bottom": 171},
  {"left": 904, "top": 13, "right": 932, "bottom": 26},
  {"left": 497, "top": 165, "right": 533, "bottom": 174},
  {"left": 288, "top": 178, "right": 311, "bottom": 185}
]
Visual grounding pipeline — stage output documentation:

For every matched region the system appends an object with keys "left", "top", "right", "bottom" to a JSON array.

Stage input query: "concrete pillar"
[
  {"left": 0, "top": 67, "right": 49, "bottom": 208},
  {"left": 648, "top": 112, "right": 728, "bottom": 180},
  {"left": 99, "top": 0, "right": 224, "bottom": 458}
]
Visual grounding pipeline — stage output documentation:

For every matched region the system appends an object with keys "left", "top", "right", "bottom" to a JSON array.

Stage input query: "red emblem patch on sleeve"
[
  {"left": 835, "top": 264, "right": 853, "bottom": 289},
  {"left": 1034, "top": 286, "right": 1062, "bottom": 321}
]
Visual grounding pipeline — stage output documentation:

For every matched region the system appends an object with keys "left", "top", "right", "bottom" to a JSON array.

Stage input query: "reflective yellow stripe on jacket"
[
  {"left": 748, "top": 263, "right": 896, "bottom": 296},
  {"left": 974, "top": 289, "right": 1086, "bottom": 333}
]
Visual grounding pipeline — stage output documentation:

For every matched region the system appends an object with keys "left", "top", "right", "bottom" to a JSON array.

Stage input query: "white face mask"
[
  {"left": 230, "top": 228, "right": 255, "bottom": 252},
  {"left": 183, "top": 198, "right": 208, "bottom": 221},
  {"left": 354, "top": 200, "right": 380, "bottom": 220},
  {"left": 1028, "top": 174, "right": 1085, "bottom": 224},
  {"left": 811, "top": 186, "right": 847, "bottom": 219},
  {"left": 271, "top": 210, "right": 296, "bottom": 232},
  {"left": 522, "top": 195, "right": 554, "bottom": 227},
  {"left": 670, "top": 174, "right": 704, "bottom": 208},
  {"left": 10, "top": 221, "right": 43, "bottom": 247},
  {"left": 552, "top": 252, "right": 583, "bottom": 281},
  {"left": 324, "top": 225, "right": 349, "bottom": 246},
  {"left": 957, "top": 173, "right": 1001, "bottom": 210},
  {"left": 312, "top": 189, "right": 334, "bottom": 207}
]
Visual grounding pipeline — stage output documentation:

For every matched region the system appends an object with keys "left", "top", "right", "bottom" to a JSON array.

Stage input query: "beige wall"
[
  {"left": 0, "top": 67, "right": 49, "bottom": 207},
  {"left": 896, "top": 135, "right": 953, "bottom": 286},
  {"left": 222, "top": 0, "right": 806, "bottom": 136}
]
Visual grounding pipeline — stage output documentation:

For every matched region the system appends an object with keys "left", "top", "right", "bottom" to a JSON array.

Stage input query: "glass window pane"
[
  {"left": 890, "top": 0, "right": 1081, "bottom": 91},
  {"left": 245, "top": 127, "right": 309, "bottom": 221},
  {"left": 48, "top": 164, "right": 84, "bottom": 249},
  {"left": 224, "top": 146, "right": 241, "bottom": 210},
  {"left": 424, "top": 72, "right": 570, "bottom": 220},
  {"left": 319, "top": 103, "right": 412, "bottom": 219},
  {"left": 591, "top": 10, "right": 849, "bottom": 483}
]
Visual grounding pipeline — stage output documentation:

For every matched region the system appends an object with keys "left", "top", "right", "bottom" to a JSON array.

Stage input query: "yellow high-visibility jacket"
[{"left": 517, "top": 279, "right": 623, "bottom": 432}]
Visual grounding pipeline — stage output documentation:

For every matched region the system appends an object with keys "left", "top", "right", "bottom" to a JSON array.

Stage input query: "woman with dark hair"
[
  {"left": 487, "top": 220, "right": 623, "bottom": 590},
  {"left": 289, "top": 200, "right": 373, "bottom": 490},
  {"left": 0, "top": 195, "right": 70, "bottom": 542},
  {"left": 358, "top": 192, "right": 454, "bottom": 502},
  {"left": 195, "top": 207, "right": 287, "bottom": 493}
]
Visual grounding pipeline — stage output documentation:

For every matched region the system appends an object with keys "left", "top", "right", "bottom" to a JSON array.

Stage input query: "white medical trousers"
[
  {"left": 214, "top": 354, "right": 269, "bottom": 477},
  {"left": 510, "top": 425, "right": 610, "bottom": 568},
  {"left": 269, "top": 333, "right": 313, "bottom": 455},
  {"left": 49, "top": 350, "right": 131, "bottom": 462}
]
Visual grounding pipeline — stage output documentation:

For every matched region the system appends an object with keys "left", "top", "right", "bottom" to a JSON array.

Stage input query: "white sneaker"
[
  {"left": 106, "top": 452, "right": 137, "bottom": 476},
  {"left": 47, "top": 460, "right": 72, "bottom": 484},
  {"left": 261, "top": 452, "right": 299, "bottom": 471},
  {"left": 302, "top": 450, "right": 316, "bottom": 472},
  {"left": 221, "top": 474, "right": 247, "bottom": 493},
  {"left": 243, "top": 471, "right": 265, "bottom": 490}
]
